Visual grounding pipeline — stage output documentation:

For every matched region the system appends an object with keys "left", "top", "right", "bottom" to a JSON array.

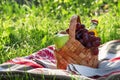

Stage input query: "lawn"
[{"left": 0, "top": 0, "right": 120, "bottom": 64}]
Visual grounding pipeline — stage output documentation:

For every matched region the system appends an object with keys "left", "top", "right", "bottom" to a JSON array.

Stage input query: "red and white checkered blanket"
[{"left": 1, "top": 40, "right": 120, "bottom": 80}]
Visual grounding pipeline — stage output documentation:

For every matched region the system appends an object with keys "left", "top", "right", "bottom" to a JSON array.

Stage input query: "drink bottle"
[{"left": 89, "top": 20, "right": 98, "bottom": 36}]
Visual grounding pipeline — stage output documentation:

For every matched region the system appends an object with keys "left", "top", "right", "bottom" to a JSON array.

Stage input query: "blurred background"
[{"left": 0, "top": 0, "right": 119, "bottom": 63}]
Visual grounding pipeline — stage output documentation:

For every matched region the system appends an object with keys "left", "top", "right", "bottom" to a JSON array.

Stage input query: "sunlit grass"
[{"left": 0, "top": 0, "right": 119, "bottom": 64}]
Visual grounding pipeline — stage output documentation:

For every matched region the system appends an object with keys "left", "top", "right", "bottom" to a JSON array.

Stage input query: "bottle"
[{"left": 89, "top": 20, "right": 98, "bottom": 37}]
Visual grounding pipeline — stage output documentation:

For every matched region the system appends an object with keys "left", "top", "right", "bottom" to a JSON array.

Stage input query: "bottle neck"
[{"left": 90, "top": 23, "right": 97, "bottom": 30}]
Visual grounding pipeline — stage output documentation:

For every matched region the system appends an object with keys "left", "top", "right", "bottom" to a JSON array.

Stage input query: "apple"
[{"left": 54, "top": 33, "right": 69, "bottom": 50}]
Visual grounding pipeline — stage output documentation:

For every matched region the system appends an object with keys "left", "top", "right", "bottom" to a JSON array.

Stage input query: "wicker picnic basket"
[{"left": 54, "top": 15, "right": 98, "bottom": 69}]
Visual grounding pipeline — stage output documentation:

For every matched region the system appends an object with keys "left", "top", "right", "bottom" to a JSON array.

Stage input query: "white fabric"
[
  {"left": 68, "top": 59, "right": 120, "bottom": 77},
  {"left": 0, "top": 67, "right": 4, "bottom": 71}
]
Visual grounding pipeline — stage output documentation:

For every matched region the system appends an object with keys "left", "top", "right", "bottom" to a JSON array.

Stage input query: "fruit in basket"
[
  {"left": 54, "top": 33, "right": 69, "bottom": 50},
  {"left": 66, "top": 22, "right": 101, "bottom": 55}
]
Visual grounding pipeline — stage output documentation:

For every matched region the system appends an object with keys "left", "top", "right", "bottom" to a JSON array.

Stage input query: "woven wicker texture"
[{"left": 55, "top": 15, "right": 98, "bottom": 69}]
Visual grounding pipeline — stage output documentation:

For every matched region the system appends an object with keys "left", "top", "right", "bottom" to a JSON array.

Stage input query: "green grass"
[{"left": 0, "top": 0, "right": 120, "bottom": 64}]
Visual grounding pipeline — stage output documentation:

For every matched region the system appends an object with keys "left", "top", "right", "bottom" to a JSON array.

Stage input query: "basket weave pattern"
[{"left": 55, "top": 15, "right": 98, "bottom": 69}]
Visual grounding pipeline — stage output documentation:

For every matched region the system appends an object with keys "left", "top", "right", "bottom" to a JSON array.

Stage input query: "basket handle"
[{"left": 69, "top": 15, "right": 81, "bottom": 39}]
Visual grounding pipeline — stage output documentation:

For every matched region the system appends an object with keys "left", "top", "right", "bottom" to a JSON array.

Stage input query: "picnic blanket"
[{"left": 0, "top": 40, "right": 120, "bottom": 80}]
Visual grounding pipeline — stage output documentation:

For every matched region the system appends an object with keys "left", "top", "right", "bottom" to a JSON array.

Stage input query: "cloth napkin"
[{"left": 67, "top": 57, "right": 120, "bottom": 77}]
